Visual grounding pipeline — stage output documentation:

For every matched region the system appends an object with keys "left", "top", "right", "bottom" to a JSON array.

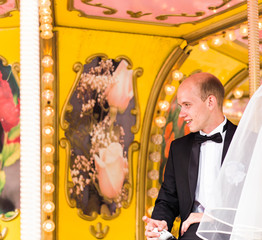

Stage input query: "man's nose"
[{"left": 179, "top": 108, "right": 185, "bottom": 118}]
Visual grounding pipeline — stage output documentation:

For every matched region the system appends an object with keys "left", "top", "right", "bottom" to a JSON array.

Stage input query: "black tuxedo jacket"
[{"left": 151, "top": 120, "right": 237, "bottom": 232}]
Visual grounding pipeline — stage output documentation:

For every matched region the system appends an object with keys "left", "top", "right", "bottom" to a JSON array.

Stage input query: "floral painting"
[
  {"left": 0, "top": 59, "right": 20, "bottom": 218},
  {"left": 63, "top": 56, "right": 137, "bottom": 218},
  {"left": 160, "top": 97, "right": 189, "bottom": 184}
]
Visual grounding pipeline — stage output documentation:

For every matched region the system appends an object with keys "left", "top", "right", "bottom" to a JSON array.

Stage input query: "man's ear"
[{"left": 206, "top": 95, "right": 217, "bottom": 109}]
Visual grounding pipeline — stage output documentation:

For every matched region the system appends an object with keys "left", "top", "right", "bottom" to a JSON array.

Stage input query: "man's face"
[{"left": 177, "top": 82, "right": 210, "bottom": 133}]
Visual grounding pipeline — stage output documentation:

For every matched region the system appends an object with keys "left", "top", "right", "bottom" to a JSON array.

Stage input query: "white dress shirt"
[{"left": 194, "top": 117, "right": 227, "bottom": 212}]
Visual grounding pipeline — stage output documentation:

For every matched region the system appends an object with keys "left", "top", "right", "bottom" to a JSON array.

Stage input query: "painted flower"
[
  {"left": 0, "top": 72, "right": 20, "bottom": 132},
  {"left": 105, "top": 60, "right": 133, "bottom": 113},
  {"left": 94, "top": 142, "right": 128, "bottom": 199}
]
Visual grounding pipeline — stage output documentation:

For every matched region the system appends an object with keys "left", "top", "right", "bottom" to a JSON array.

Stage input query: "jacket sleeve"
[{"left": 151, "top": 141, "right": 179, "bottom": 231}]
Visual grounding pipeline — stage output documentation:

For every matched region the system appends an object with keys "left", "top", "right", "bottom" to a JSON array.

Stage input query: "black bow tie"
[{"left": 194, "top": 132, "right": 223, "bottom": 144}]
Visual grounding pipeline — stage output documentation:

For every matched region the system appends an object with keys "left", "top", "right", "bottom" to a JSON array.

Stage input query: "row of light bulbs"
[
  {"left": 199, "top": 20, "right": 262, "bottom": 51},
  {"left": 41, "top": 53, "right": 56, "bottom": 233},
  {"left": 39, "top": 0, "right": 53, "bottom": 39}
]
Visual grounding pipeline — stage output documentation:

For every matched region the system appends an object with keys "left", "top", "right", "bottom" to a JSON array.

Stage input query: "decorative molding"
[
  {"left": 208, "top": 0, "right": 232, "bottom": 10},
  {"left": 89, "top": 222, "right": 109, "bottom": 239},
  {"left": 0, "top": 0, "right": 19, "bottom": 18},
  {"left": 155, "top": 11, "right": 205, "bottom": 21},
  {"left": 60, "top": 54, "right": 142, "bottom": 221},
  {"left": 0, "top": 209, "right": 20, "bottom": 222},
  {"left": 0, "top": 225, "right": 7, "bottom": 240},
  {"left": 126, "top": 11, "right": 152, "bottom": 18},
  {"left": 136, "top": 45, "right": 190, "bottom": 240}
]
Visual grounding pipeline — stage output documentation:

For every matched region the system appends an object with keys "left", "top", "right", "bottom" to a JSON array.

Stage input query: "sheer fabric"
[{"left": 197, "top": 85, "right": 262, "bottom": 240}]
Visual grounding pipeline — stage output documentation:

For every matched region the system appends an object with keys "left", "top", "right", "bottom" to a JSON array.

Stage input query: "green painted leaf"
[
  {"left": 7, "top": 124, "right": 20, "bottom": 141},
  {"left": 1, "top": 143, "right": 20, "bottom": 167},
  {"left": 0, "top": 170, "right": 6, "bottom": 194}
]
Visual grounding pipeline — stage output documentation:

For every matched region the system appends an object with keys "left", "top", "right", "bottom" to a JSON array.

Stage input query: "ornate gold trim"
[
  {"left": 136, "top": 45, "right": 190, "bottom": 240},
  {"left": 89, "top": 222, "right": 109, "bottom": 239},
  {"left": 59, "top": 138, "right": 77, "bottom": 208},
  {"left": 0, "top": 0, "right": 19, "bottom": 18},
  {"left": 224, "top": 68, "right": 249, "bottom": 97},
  {"left": 60, "top": 62, "right": 83, "bottom": 131},
  {"left": 80, "top": 0, "right": 117, "bottom": 15},
  {"left": 155, "top": 11, "right": 205, "bottom": 21},
  {"left": 0, "top": 209, "right": 19, "bottom": 222},
  {"left": 209, "top": 0, "right": 232, "bottom": 10},
  {"left": 0, "top": 225, "right": 7, "bottom": 240},
  {"left": 185, "top": 2, "right": 262, "bottom": 44},
  {"left": 60, "top": 54, "right": 142, "bottom": 221},
  {"left": 67, "top": 1, "right": 246, "bottom": 27},
  {"left": 122, "top": 141, "right": 140, "bottom": 209},
  {"left": 11, "top": 62, "right": 20, "bottom": 87},
  {"left": 126, "top": 11, "right": 152, "bottom": 18}
]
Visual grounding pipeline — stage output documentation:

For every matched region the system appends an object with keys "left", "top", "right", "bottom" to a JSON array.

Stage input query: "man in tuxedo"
[{"left": 143, "top": 72, "right": 237, "bottom": 240}]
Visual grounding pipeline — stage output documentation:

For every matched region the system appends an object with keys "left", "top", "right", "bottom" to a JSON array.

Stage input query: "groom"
[{"left": 143, "top": 72, "right": 237, "bottom": 240}]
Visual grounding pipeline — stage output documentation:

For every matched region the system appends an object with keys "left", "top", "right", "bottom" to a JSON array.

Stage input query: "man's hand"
[
  {"left": 181, "top": 213, "right": 203, "bottom": 236},
  {"left": 142, "top": 216, "right": 168, "bottom": 240}
]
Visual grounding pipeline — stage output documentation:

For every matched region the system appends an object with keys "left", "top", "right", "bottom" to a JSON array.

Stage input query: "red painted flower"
[{"left": 0, "top": 72, "right": 20, "bottom": 132}]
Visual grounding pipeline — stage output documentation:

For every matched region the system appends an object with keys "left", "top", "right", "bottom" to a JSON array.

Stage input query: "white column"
[{"left": 20, "top": 0, "right": 41, "bottom": 239}]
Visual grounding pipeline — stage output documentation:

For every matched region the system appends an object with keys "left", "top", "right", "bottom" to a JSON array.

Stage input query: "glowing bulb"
[
  {"left": 39, "top": 0, "right": 51, "bottom": 7},
  {"left": 147, "top": 206, "right": 154, "bottom": 217},
  {"left": 172, "top": 70, "right": 183, "bottom": 81},
  {"left": 43, "top": 163, "right": 55, "bottom": 174},
  {"left": 43, "top": 182, "right": 55, "bottom": 194},
  {"left": 43, "top": 106, "right": 54, "bottom": 117},
  {"left": 43, "top": 125, "right": 54, "bottom": 137},
  {"left": 233, "top": 88, "right": 244, "bottom": 99},
  {"left": 42, "top": 56, "right": 54, "bottom": 68},
  {"left": 158, "top": 100, "right": 170, "bottom": 111},
  {"left": 42, "top": 90, "right": 54, "bottom": 101},
  {"left": 155, "top": 116, "right": 166, "bottom": 128},
  {"left": 43, "top": 201, "right": 55, "bottom": 213},
  {"left": 43, "top": 144, "right": 55, "bottom": 155},
  {"left": 199, "top": 40, "right": 209, "bottom": 51},
  {"left": 40, "top": 15, "right": 53, "bottom": 24},
  {"left": 40, "top": 24, "right": 52, "bottom": 31},
  {"left": 259, "top": 19, "right": 262, "bottom": 30},
  {"left": 39, "top": 7, "right": 52, "bottom": 16},
  {"left": 41, "top": 30, "right": 53, "bottom": 40},
  {"left": 42, "top": 72, "right": 54, "bottom": 84},
  {"left": 212, "top": 36, "right": 223, "bottom": 47},
  {"left": 225, "top": 30, "right": 236, "bottom": 41},
  {"left": 239, "top": 25, "right": 248, "bottom": 37},
  {"left": 43, "top": 220, "right": 55, "bottom": 232},
  {"left": 237, "top": 112, "right": 243, "bottom": 118},
  {"left": 224, "top": 99, "right": 233, "bottom": 108},
  {"left": 164, "top": 84, "right": 176, "bottom": 95}
]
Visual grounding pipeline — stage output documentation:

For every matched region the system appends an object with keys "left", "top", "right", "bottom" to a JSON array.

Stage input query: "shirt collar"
[{"left": 200, "top": 116, "right": 227, "bottom": 136}]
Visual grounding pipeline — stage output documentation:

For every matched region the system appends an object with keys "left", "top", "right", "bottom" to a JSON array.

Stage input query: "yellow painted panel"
[
  {"left": 180, "top": 46, "right": 247, "bottom": 85},
  {"left": 0, "top": 27, "right": 20, "bottom": 240},
  {"left": 57, "top": 26, "right": 182, "bottom": 240},
  {"left": 0, "top": 11, "right": 19, "bottom": 28}
]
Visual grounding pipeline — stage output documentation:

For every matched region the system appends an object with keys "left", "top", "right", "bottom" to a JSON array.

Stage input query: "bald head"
[{"left": 181, "top": 72, "right": 225, "bottom": 110}]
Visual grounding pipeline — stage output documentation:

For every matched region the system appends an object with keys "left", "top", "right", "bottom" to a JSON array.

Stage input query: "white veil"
[{"left": 197, "top": 85, "right": 262, "bottom": 240}]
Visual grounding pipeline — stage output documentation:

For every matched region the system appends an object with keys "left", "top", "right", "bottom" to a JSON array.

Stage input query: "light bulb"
[
  {"left": 225, "top": 30, "right": 236, "bottom": 41},
  {"left": 172, "top": 70, "right": 183, "bottom": 81},
  {"left": 43, "top": 182, "right": 55, "bottom": 194},
  {"left": 40, "top": 24, "right": 52, "bottom": 31},
  {"left": 43, "top": 125, "right": 54, "bottom": 137},
  {"left": 42, "top": 72, "right": 54, "bottom": 84},
  {"left": 42, "top": 56, "right": 54, "bottom": 68},
  {"left": 42, "top": 90, "right": 54, "bottom": 101},
  {"left": 239, "top": 25, "right": 248, "bottom": 37},
  {"left": 39, "top": 7, "right": 52, "bottom": 16},
  {"left": 259, "top": 19, "right": 262, "bottom": 30},
  {"left": 43, "top": 106, "right": 54, "bottom": 117},
  {"left": 43, "top": 144, "right": 55, "bottom": 155},
  {"left": 39, "top": 0, "right": 51, "bottom": 7},
  {"left": 212, "top": 36, "right": 223, "bottom": 47},
  {"left": 40, "top": 15, "right": 53, "bottom": 24},
  {"left": 41, "top": 30, "right": 53, "bottom": 40},
  {"left": 224, "top": 99, "right": 233, "bottom": 108},
  {"left": 164, "top": 84, "right": 176, "bottom": 95},
  {"left": 43, "top": 201, "right": 55, "bottom": 213},
  {"left": 43, "top": 220, "right": 55, "bottom": 232},
  {"left": 158, "top": 100, "right": 170, "bottom": 112},
  {"left": 43, "top": 163, "right": 55, "bottom": 174},
  {"left": 155, "top": 116, "right": 166, "bottom": 128},
  {"left": 199, "top": 40, "right": 209, "bottom": 51},
  {"left": 233, "top": 88, "right": 244, "bottom": 99}
]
